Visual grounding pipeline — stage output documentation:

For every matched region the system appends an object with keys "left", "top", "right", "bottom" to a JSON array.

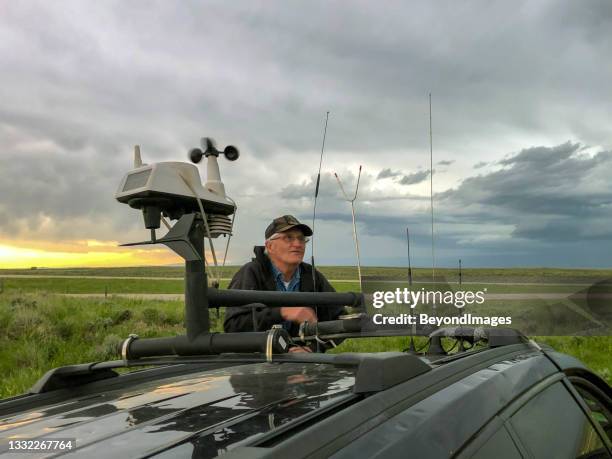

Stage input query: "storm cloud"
[
  {"left": 377, "top": 168, "right": 402, "bottom": 179},
  {"left": 305, "top": 141, "right": 612, "bottom": 266},
  {"left": 1, "top": 1, "right": 611, "bottom": 266},
  {"left": 398, "top": 170, "right": 431, "bottom": 186},
  {"left": 438, "top": 142, "right": 612, "bottom": 242},
  {"left": 377, "top": 167, "right": 431, "bottom": 186}
]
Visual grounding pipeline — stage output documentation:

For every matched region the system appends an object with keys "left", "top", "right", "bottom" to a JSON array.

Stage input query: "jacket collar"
[{"left": 252, "top": 246, "right": 314, "bottom": 292}]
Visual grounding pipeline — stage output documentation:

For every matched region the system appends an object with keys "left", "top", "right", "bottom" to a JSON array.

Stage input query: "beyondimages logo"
[
  {"left": 372, "top": 287, "right": 486, "bottom": 309},
  {"left": 369, "top": 288, "right": 513, "bottom": 327}
]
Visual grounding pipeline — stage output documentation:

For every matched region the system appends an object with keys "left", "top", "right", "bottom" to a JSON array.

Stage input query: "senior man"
[{"left": 223, "top": 215, "right": 346, "bottom": 337}]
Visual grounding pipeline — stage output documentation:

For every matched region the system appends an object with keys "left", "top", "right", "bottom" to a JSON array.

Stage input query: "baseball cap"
[{"left": 265, "top": 215, "right": 313, "bottom": 240}]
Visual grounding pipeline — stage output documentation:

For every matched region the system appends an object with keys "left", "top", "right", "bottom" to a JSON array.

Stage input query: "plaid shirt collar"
[{"left": 270, "top": 262, "right": 301, "bottom": 292}]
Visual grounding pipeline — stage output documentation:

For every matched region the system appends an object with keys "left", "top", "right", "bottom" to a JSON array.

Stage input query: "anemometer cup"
[
  {"left": 223, "top": 145, "right": 240, "bottom": 161},
  {"left": 189, "top": 138, "right": 240, "bottom": 164},
  {"left": 189, "top": 148, "right": 204, "bottom": 164}
]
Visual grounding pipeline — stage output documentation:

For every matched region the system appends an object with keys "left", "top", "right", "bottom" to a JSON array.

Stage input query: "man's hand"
[
  {"left": 280, "top": 306, "right": 317, "bottom": 324},
  {"left": 288, "top": 346, "right": 313, "bottom": 353}
]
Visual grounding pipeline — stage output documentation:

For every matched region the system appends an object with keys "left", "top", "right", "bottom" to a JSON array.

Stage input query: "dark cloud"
[
  {"left": 378, "top": 167, "right": 433, "bottom": 185},
  {"left": 315, "top": 210, "right": 429, "bottom": 237},
  {"left": 1, "top": 0, "right": 611, "bottom": 157},
  {"left": 377, "top": 168, "right": 402, "bottom": 179},
  {"left": 437, "top": 160, "right": 454, "bottom": 166},
  {"left": 1, "top": 2, "right": 611, "bottom": 266},
  {"left": 398, "top": 170, "right": 430, "bottom": 185},
  {"left": 0, "top": 149, "right": 139, "bottom": 242},
  {"left": 498, "top": 142, "right": 576, "bottom": 167},
  {"left": 439, "top": 142, "right": 612, "bottom": 242},
  {"left": 306, "top": 141, "right": 612, "bottom": 267}
]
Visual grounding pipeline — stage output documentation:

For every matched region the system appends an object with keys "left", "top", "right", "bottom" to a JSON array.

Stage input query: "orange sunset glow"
[{"left": 0, "top": 240, "right": 181, "bottom": 269}]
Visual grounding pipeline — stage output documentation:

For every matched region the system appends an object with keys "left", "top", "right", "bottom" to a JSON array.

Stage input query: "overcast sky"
[{"left": 1, "top": 0, "right": 612, "bottom": 268}]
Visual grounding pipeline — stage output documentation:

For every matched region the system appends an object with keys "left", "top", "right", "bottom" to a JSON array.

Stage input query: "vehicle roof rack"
[
  {"left": 29, "top": 363, "right": 119, "bottom": 394},
  {"left": 25, "top": 351, "right": 432, "bottom": 395},
  {"left": 349, "top": 352, "right": 432, "bottom": 393},
  {"left": 429, "top": 326, "right": 528, "bottom": 347}
]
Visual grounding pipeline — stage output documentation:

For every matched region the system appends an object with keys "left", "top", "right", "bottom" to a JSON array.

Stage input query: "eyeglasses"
[{"left": 268, "top": 234, "right": 310, "bottom": 244}]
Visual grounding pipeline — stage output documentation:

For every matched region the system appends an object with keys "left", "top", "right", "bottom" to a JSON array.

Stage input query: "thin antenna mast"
[
  {"left": 406, "top": 226, "right": 413, "bottom": 286},
  {"left": 311, "top": 111, "right": 330, "bottom": 290},
  {"left": 406, "top": 225, "right": 416, "bottom": 352},
  {"left": 334, "top": 166, "right": 363, "bottom": 290},
  {"left": 459, "top": 258, "right": 464, "bottom": 319},
  {"left": 429, "top": 93, "right": 436, "bottom": 315},
  {"left": 311, "top": 111, "right": 329, "bottom": 352}
]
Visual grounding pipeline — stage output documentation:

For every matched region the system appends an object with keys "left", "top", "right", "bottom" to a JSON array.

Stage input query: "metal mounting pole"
[{"left": 185, "top": 215, "right": 209, "bottom": 339}]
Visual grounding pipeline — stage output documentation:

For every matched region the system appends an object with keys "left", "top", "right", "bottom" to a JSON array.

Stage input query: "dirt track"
[
  {"left": 0, "top": 274, "right": 606, "bottom": 287},
  {"left": 57, "top": 292, "right": 612, "bottom": 301}
]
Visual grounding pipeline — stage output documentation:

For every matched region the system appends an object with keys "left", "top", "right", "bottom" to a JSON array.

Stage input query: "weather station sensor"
[
  {"left": 114, "top": 137, "right": 240, "bottom": 263},
  {"left": 115, "top": 138, "right": 237, "bottom": 234}
]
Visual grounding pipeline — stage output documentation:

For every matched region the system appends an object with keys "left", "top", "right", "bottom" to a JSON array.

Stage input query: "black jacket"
[{"left": 223, "top": 246, "right": 346, "bottom": 335}]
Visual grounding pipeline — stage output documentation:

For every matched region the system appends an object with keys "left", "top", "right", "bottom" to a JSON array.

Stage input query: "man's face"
[{"left": 266, "top": 229, "right": 307, "bottom": 267}]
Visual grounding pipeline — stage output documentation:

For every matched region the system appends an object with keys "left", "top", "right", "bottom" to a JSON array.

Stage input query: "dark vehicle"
[
  {"left": 0, "top": 330, "right": 611, "bottom": 458},
  {"left": 1, "top": 138, "right": 610, "bottom": 458}
]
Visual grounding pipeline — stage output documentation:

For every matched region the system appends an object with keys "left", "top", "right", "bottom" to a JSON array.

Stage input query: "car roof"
[
  {"left": 223, "top": 343, "right": 560, "bottom": 459},
  {"left": 0, "top": 361, "right": 356, "bottom": 458},
  {"left": 2, "top": 340, "right": 593, "bottom": 458}
]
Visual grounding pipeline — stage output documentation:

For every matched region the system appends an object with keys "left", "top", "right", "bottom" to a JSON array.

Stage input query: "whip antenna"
[
  {"left": 459, "top": 259, "right": 464, "bottom": 318},
  {"left": 334, "top": 165, "right": 363, "bottom": 290},
  {"left": 406, "top": 225, "right": 416, "bottom": 352},
  {"left": 310, "top": 111, "right": 329, "bottom": 353},
  {"left": 429, "top": 93, "right": 436, "bottom": 315},
  {"left": 311, "top": 111, "right": 330, "bottom": 290},
  {"left": 406, "top": 226, "right": 413, "bottom": 286}
]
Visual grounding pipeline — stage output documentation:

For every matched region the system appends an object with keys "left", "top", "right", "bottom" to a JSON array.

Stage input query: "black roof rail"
[
  {"left": 29, "top": 363, "right": 118, "bottom": 394},
  {"left": 424, "top": 327, "right": 531, "bottom": 358},
  {"left": 25, "top": 351, "right": 432, "bottom": 396},
  {"left": 428, "top": 327, "right": 528, "bottom": 348},
  {"left": 350, "top": 352, "right": 432, "bottom": 393},
  {"left": 26, "top": 327, "right": 529, "bottom": 394}
]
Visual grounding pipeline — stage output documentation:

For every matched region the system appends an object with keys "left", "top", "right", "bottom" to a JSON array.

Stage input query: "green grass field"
[
  {"left": 4, "top": 276, "right": 612, "bottom": 295},
  {"left": 0, "top": 266, "right": 610, "bottom": 398},
  {"left": 4, "top": 265, "right": 612, "bottom": 282},
  {"left": 0, "top": 277, "right": 184, "bottom": 294}
]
